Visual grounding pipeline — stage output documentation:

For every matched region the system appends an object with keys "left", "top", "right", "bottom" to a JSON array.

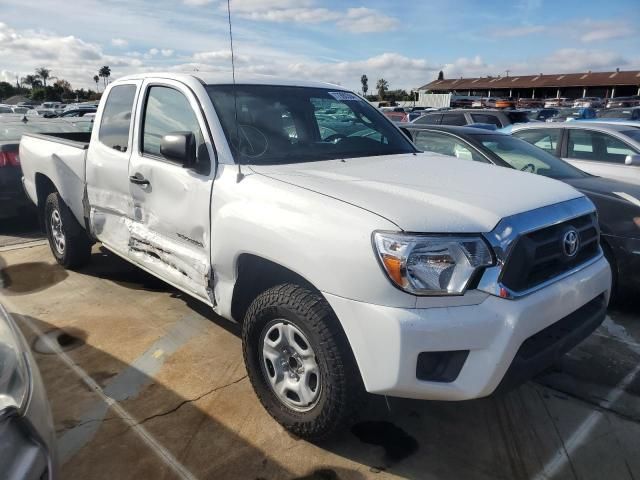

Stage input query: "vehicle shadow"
[
  {"left": 30, "top": 247, "right": 640, "bottom": 479},
  {"left": 0, "top": 211, "right": 42, "bottom": 247},
  {"left": 14, "top": 313, "right": 367, "bottom": 480}
]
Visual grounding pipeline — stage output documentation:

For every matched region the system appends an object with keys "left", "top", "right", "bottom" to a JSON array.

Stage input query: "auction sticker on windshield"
[{"left": 328, "top": 91, "right": 362, "bottom": 102}]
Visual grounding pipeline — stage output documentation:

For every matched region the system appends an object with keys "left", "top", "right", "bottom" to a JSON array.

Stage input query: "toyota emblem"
[{"left": 562, "top": 230, "right": 580, "bottom": 257}]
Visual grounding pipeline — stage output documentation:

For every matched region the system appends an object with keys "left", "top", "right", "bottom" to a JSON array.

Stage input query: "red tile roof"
[{"left": 420, "top": 70, "right": 640, "bottom": 91}]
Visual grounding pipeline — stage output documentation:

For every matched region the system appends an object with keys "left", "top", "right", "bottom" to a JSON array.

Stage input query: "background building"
[{"left": 418, "top": 69, "right": 640, "bottom": 100}]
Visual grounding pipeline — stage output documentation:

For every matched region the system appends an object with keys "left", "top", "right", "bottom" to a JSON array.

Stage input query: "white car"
[
  {"left": 573, "top": 97, "right": 603, "bottom": 108},
  {"left": 19, "top": 72, "right": 611, "bottom": 439},
  {"left": 512, "top": 122, "right": 640, "bottom": 185}
]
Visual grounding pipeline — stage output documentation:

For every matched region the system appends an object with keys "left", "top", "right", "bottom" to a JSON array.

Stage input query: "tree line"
[{"left": 0, "top": 65, "right": 113, "bottom": 103}]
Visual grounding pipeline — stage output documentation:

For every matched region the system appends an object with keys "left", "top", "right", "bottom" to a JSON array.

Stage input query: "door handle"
[{"left": 129, "top": 174, "right": 150, "bottom": 186}]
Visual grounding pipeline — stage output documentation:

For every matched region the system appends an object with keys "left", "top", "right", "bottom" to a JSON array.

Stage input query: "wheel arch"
[{"left": 34, "top": 173, "right": 58, "bottom": 229}]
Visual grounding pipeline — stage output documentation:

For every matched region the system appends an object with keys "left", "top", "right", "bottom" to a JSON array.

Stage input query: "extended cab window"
[
  {"left": 413, "top": 114, "right": 442, "bottom": 125},
  {"left": 98, "top": 84, "right": 136, "bottom": 152},
  {"left": 470, "top": 113, "right": 502, "bottom": 128},
  {"left": 142, "top": 86, "right": 207, "bottom": 162},
  {"left": 567, "top": 129, "right": 635, "bottom": 163}
]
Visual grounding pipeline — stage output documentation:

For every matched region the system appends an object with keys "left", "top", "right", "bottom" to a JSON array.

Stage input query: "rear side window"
[
  {"left": 440, "top": 113, "right": 467, "bottom": 126},
  {"left": 470, "top": 113, "right": 502, "bottom": 127},
  {"left": 142, "top": 86, "right": 206, "bottom": 161},
  {"left": 98, "top": 84, "right": 136, "bottom": 152},
  {"left": 513, "top": 128, "right": 561, "bottom": 154},
  {"left": 414, "top": 114, "right": 442, "bottom": 125},
  {"left": 0, "top": 106, "right": 11, "bottom": 113},
  {"left": 567, "top": 129, "right": 635, "bottom": 163}
]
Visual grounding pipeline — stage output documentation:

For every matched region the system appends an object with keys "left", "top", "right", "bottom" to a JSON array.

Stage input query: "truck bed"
[
  {"left": 22, "top": 131, "right": 92, "bottom": 149},
  {"left": 20, "top": 132, "right": 92, "bottom": 226}
]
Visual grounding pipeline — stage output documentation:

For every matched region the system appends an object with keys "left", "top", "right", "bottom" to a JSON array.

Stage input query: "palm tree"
[
  {"left": 376, "top": 78, "right": 389, "bottom": 101},
  {"left": 36, "top": 67, "right": 52, "bottom": 87},
  {"left": 21, "top": 74, "right": 41, "bottom": 89},
  {"left": 98, "top": 66, "right": 111, "bottom": 87},
  {"left": 93, "top": 75, "right": 100, "bottom": 92},
  {"left": 360, "top": 74, "right": 368, "bottom": 96}
]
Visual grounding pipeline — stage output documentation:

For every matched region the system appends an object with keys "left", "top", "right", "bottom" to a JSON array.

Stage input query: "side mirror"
[
  {"left": 160, "top": 132, "right": 196, "bottom": 167},
  {"left": 625, "top": 154, "right": 640, "bottom": 166}
]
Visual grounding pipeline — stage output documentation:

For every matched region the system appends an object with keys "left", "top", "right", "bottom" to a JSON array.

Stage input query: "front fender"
[{"left": 210, "top": 166, "right": 416, "bottom": 320}]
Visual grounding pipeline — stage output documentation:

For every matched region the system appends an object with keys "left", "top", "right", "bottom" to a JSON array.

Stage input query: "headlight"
[
  {"left": 373, "top": 232, "right": 494, "bottom": 295},
  {"left": 0, "top": 306, "right": 30, "bottom": 413}
]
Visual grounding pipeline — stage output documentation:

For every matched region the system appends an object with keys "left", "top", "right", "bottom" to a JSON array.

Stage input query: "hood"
[
  {"left": 250, "top": 153, "right": 583, "bottom": 233},
  {"left": 564, "top": 176, "right": 640, "bottom": 237}
]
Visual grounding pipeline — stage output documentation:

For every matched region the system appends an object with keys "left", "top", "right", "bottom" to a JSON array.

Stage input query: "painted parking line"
[{"left": 15, "top": 309, "right": 202, "bottom": 480}]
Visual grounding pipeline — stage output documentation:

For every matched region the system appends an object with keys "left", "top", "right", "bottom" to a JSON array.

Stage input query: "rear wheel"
[
  {"left": 242, "top": 283, "right": 363, "bottom": 440},
  {"left": 44, "top": 192, "right": 92, "bottom": 269}
]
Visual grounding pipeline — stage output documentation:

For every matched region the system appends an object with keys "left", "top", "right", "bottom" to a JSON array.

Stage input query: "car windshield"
[
  {"left": 474, "top": 133, "right": 587, "bottom": 179},
  {"left": 206, "top": 85, "right": 415, "bottom": 164},
  {"left": 0, "top": 121, "right": 81, "bottom": 141},
  {"left": 599, "top": 109, "right": 632, "bottom": 119}
]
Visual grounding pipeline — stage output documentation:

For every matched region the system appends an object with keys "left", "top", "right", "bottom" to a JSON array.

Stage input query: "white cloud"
[
  {"left": 488, "top": 18, "right": 636, "bottom": 43},
  {"left": 218, "top": 0, "right": 398, "bottom": 33},
  {"left": 148, "top": 48, "right": 159, "bottom": 55},
  {"left": 577, "top": 20, "right": 634, "bottom": 43},
  {"left": 491, "top": 25, "right": 546, "bottom": 38},
  {"left": 182, "top": 0, "right": 213, "bottom": 5},
  {"left": 161, "top": 49, "right": 174, "bottom": 57},
  {"left": 543, "top": 48, "right": 629, "bottom": 72},
  {"left": 111, "top": 38, "right": 128, "bottom": 47},
  {"left": 339, "top": 8, "right": 400, "bottom": 33}
]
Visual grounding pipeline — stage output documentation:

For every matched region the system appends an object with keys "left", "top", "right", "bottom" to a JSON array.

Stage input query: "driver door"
[{"left": 126, "top": 79, "right": 215, "bottom": 303}]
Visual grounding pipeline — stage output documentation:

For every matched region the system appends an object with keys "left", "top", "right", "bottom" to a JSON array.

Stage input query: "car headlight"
[
  {"left": 0, "top": 306, "right": 30, "bottom": 413},
  {"left": 373, "top": 232, "right": 494, "bottom": 295}
]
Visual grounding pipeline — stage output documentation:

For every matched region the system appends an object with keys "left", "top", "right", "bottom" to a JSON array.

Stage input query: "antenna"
[{"left": 226, "top": 0, "right": 244, "bottom": 182}]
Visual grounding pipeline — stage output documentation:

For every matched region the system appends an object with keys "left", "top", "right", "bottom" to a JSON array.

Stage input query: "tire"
[
  {"left": 44, "top": 192, "right": 92, "bottom": 269},
  {"left": 602, "top": 240, "right": 622, "bottom": 304},
  {"left": 242, "top": 283, "right": 363, "bottom": 440}
]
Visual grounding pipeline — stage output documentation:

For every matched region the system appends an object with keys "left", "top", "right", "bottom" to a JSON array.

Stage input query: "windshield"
[
  {"left": 206, "top": 85, "right": 415, "bottom": 164},
  {"left": 474, "top": 133, "right": 587, "bottom": 179},
  {"left": 599, "top": 109, "right": 632, "bottom": 119}
]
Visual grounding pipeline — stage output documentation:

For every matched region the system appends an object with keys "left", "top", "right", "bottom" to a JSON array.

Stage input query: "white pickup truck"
[{"left": 20, "top": 73, "right": 611, "bottom": 439}]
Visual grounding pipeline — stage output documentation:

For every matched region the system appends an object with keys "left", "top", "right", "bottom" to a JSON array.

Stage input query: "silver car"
[
  {"left": 512, "top": 122, "right": 640, "bottom": 185},
  {"left": 0, "top": 302, "right": 57, "bottom": 479}
]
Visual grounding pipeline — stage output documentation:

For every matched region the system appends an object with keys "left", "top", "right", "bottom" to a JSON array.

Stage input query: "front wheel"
[
  {"left": 242, "top": 284, "right": 363, "bottom": 440},
  {"left": 44, "top": 192, "right": 92, "bottom": 269}
]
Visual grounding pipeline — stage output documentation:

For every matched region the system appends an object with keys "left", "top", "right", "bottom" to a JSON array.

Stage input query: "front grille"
[{"left": 500, "top": 213, "right": 599, "bottom": 292}]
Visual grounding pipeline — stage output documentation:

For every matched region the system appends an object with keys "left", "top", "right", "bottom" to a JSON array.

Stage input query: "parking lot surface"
[{"left": 1, "top": 221, "right": 640, "bottom": 480}]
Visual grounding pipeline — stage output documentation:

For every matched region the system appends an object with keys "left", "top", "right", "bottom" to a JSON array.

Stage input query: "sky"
[{"left": 0, "top": 0, "right": 639, "bottom": 92}]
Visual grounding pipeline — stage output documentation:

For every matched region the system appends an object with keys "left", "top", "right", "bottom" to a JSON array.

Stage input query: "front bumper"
[{"left": 324, "top": 255, "right": 611, "bottom": 400}]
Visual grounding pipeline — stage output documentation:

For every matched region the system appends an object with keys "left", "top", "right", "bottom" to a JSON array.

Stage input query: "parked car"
[
  {"left": 597, "top": 107, "right": 640, "bottom": 121},
  {"left": 573, "top": 97, "right": 604, "bottom": 108},
  {"left": 412, "top": 108, "right": 531, "bottom": 128},
  {"left": 0, "top": 105, "right": 29, "bottom": 115},
  {"left": 606, "top": 96, "right": 640, "bottom": 108},
  {"left": 495, "top": 98, "right": 516, "bottom": 109},
  {"left": 512, "top": 122, "right": 640, "bottom": 185},
  {"left": 383, "top": 110, "right": 408, "bottom": 122},
  {"left": 544, "top": 98, "right": 571, "bottom": 108},
  {"left": 57, "top": 108, "right": 97, "bottom": 118},
  {"left": 1, "top": 117, "right": 82, "bottom": 219},
  {"left": 450, "top": 97, "right": 473, "bottom": 108},
  {"left": 0, "top": 303, "right": 58, "bottom": 479},
  {"left": 401, "top": 124, "right": 640, "bottom": 296},
  {"left": 547, "top": 107, "right": 597, "bottom": 122},
  {"left": 517, "top": 98, "right": 545, "bottom": 108},
  {"left": 19, "top": 73, "right": 611, "bottom": 439},
  {"left": 528, "top": 108, "right": 559, "bottom": 121}
]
